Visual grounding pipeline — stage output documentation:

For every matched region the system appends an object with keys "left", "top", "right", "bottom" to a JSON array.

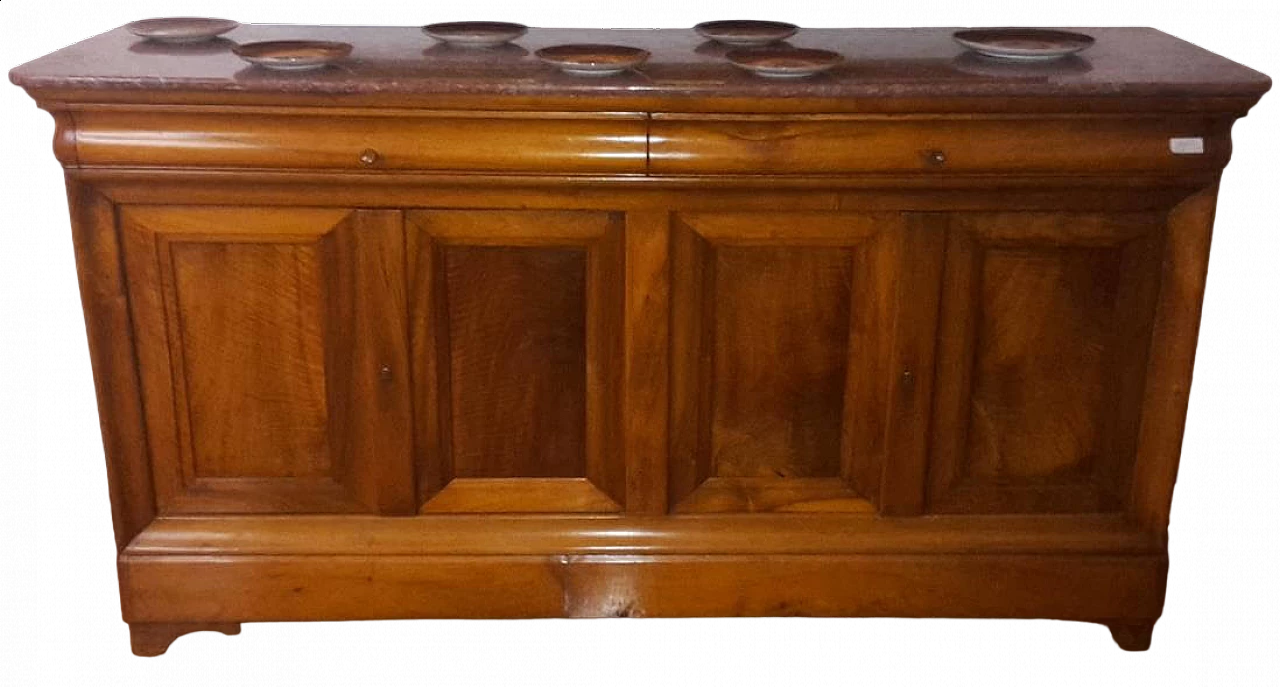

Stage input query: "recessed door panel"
[
  {"left": 407, "top": 210, "right": 625, "bottom": 513},
  {"left": 443, "top": 246, "right": 589, "bottom": 480},
  {"left": 120, "top": 206, "right": 414, "bottom": 514},
  {"left": 927, "top": 213, "right": 1165, "bottom": 514},
  {"left": 670, "top": 212, "right": 943, "bottom": 513},
  {"left": 172, "top": 241, "right": 333, "bottom": 479},
  {"left": 710, "top": 246, "right": 852, "bottom": 480}
]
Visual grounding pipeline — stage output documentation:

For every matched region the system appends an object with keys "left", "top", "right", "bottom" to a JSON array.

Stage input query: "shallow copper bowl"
[
  {"left": 694, "top": 20, "right": 798, "bottom": 47},
  {"left": 126, "top": 17, "right": 239, "bottom": 43},
  {"left": 423, "top": 21, "right": 529, "bottom": 47},
  {"left": 953, "top": 28, "right": 1095, "bottom": 61},
  {"left": 534, "top": 44, "right": 650, "bottom": 76},
  {"left": 726, "top": 47, "right": 842, "bottom": 78},
  {"left": 233, "top": 41, "right": 354, "bottom": 71}
]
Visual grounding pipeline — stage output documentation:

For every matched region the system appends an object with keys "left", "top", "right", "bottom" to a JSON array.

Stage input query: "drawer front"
[
  {"left": 72, "top": 110, "right": 648, "bottom": 174},
  {"left": 650, "top": 115, "right": 1229, "bottom": 176}
]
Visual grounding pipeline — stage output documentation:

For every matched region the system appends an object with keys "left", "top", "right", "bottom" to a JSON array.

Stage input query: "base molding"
[
  {"left": 119, "top": 551, "right": 1167, "bottom": 626},
  {"left": 124, "top": 617, "right": 1162, "bottom": 656},
  {"left": 128, "top": 621, "right": 241, "bottom": 657}
]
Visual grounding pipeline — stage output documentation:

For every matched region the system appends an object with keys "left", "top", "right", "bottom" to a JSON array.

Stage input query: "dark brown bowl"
[
  {"left": 726, "top": 47, "right": 843, "bottom": 78},
  {"left": 423, "top": 21, "right": 529, "bottom": 47},
  {"left": 233, "top": 41, "right": 354, "bottom": 71},
  {"left": 126, "top": 17, "right": 239, "bottom": 43},
  {"left": 953, "top": 28, "right": 1095, "bottom": 61},
  {"left": 694, "top": 20, "right": 798, "bottom": 46},
  {"left": 534, "top": 44, "right": 650, "bottom": 76}
]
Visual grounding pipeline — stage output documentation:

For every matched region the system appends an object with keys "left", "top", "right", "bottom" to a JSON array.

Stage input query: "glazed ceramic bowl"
[
  {"left": 953, "top": 28, "right": 1095, "bottom": 61},
  {"left": 233, "top": 41, "right": 354, "bottom": 71},
  {"left": 726, "top": 47, "right": 842, "bottom": 78},
  {"left": 694, "top": 20, "right": 798, "bottom": 47},
  {"left": 534, "top": 44, "right": 650, "bottom": 76},
  {"left": 126, "top": 17, "right": 239, "bottom": 43},
  {"left": 423, "top": 21, "right": 529, "bottom": 47}
]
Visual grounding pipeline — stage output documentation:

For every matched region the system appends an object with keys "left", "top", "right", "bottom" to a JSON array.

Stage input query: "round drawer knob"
[
  {"left": 359, "top": 148, "right": 380, "bottom": 166},
  {"left": 925, "top": 150, "right": 947, "bottom": 167}
]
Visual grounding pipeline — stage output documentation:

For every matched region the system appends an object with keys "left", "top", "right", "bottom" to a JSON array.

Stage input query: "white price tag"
[{"left": 1169, "top": 137, "right": 1206, "bottom": 155}]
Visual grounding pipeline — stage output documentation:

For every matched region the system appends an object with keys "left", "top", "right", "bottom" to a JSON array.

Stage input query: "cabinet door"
[
  {"left": 407, "top": 210, "right": 625, "bottom": 513},
  {"left": 120, "top": 207, "right": 414, "bottom": 515},
  {"left": 927, "top": 213, "right": 1165, "bottom": 514},
  {"left": 669, "top": 212, "right": 943, "bottom": 513}
]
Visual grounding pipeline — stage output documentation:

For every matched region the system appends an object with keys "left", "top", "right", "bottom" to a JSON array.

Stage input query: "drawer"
[
  {"left": 71, "top": 110, "right": 648, "bottom": 174},
  {"left": 649, "top": 114, "right": 1229, "bottom": 176}
]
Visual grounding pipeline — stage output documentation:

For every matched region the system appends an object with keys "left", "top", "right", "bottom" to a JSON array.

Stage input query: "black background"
[{"left": 7, "top": 12, "right": 1269, "bottom": 665}]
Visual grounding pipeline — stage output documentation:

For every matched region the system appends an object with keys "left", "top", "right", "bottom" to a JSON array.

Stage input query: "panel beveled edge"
[
  {"left": 66, "top": 179, "right": 155, "bottom": 549},
  {"left": 118, "top": 205, "right": 354, "bottom": 238},
  {"left": 622, "top": 211, "right": 671, "bottom": 514},
  {"left": 875, "top": 213, "right": 947, "bottom": 515},
  {"left": 669, "top": 212, "right": 904, "bottom": 513},
  {"left": 1129, "top": 185, "right": 1221, "bottom": 536},
  {"left": 420, "top": 479, "right": 620, "bottom": 514},
  {"left": 405, "top": 210, "right": 626, "bottom": 513},
  {"left": 676, "top": 211, "right": 885, "bottom": 244}
]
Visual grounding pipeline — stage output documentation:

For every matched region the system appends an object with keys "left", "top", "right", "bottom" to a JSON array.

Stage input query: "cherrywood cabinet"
[{"left": 10, "top": 24, "right": 1269, "bottom": 656}]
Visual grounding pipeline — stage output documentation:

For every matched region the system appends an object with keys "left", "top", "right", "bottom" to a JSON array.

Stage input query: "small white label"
[{"left": 1170, "top": 137, "right": 1206, "bottom": 155}]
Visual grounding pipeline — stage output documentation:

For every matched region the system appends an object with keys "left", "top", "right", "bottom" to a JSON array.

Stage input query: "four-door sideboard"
[{"left": 10, "top": 24, "right": 1270, "bottom": 655}]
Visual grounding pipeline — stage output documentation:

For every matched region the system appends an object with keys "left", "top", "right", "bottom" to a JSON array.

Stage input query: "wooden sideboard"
[{"left": 11, "top": 25, "right": 1269, "bottom": 656}]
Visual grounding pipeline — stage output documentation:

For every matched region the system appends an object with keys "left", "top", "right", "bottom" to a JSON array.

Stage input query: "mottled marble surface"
[{"left": 9, "top": 26, "right": 1271, "bottom": 101}]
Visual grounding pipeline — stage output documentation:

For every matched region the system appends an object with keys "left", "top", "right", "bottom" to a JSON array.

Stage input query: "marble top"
[{"left": 9, "top": 25, "right": 1271, "bottom": 104}]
